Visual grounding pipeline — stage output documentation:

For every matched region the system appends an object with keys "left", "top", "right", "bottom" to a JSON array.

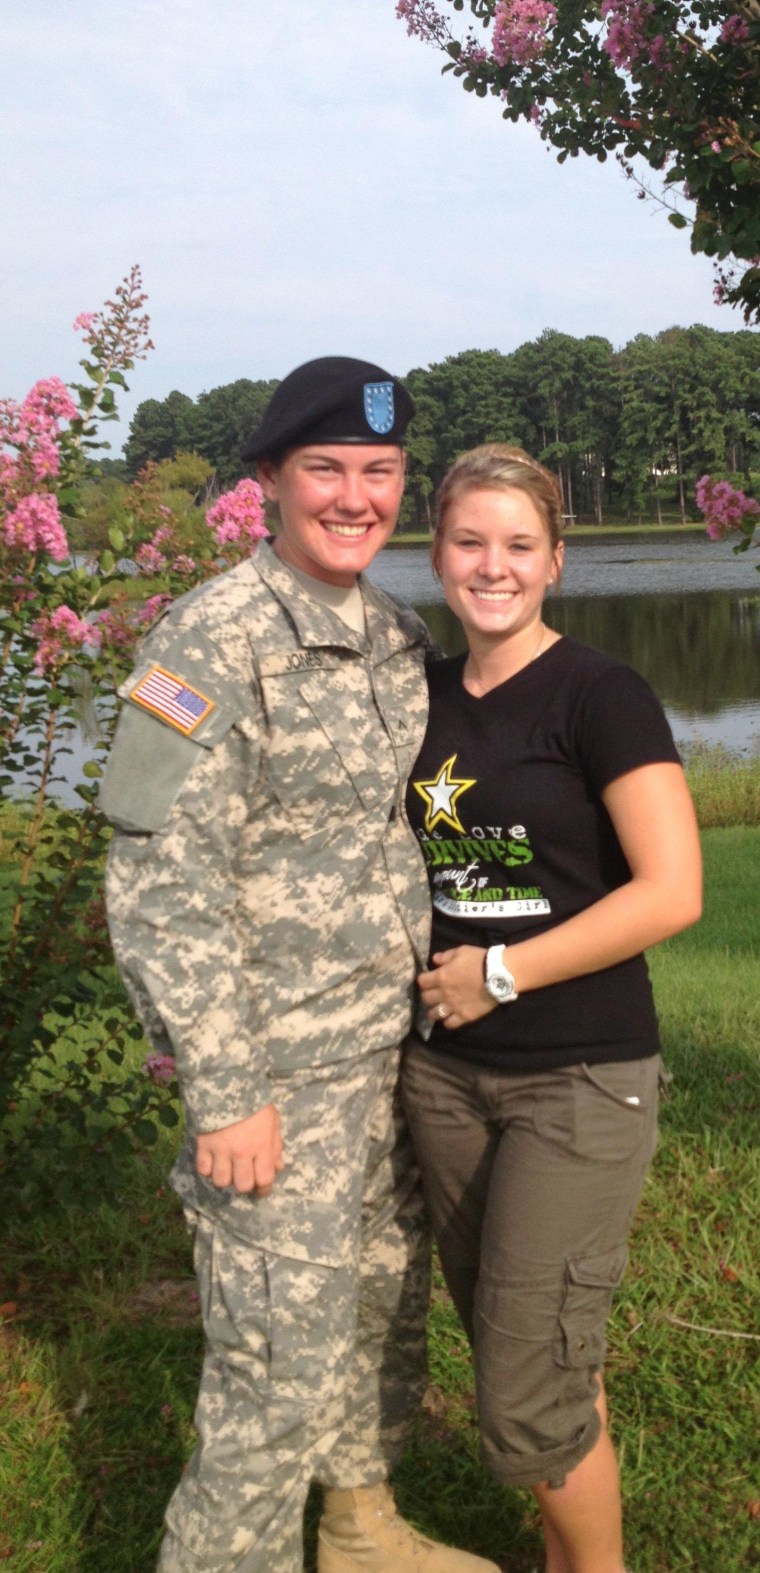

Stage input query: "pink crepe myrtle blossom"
[
  {"left": 4, "top": 492, "right": 69, "bottom": 561},
  {"left": 648, "top": 32, "right": 669, "bottom": 69},
  {"left": 711, "top": 139, "right": 722, "bottom": 153},
  {"left": 71, "top": 265, "right": 154, "bottom": 363},
  {"left": 32, "top": 604, "right": 101, "bottom": 673},
  {"left": 23, "top": 377, "right": 78, "bottom": 426},
  {"left": 719, "top": 14, "right": 750, "bottom": 44},
  {"left": 143, "top": 1051, "right": 177, "bottom": 1086},
  {"left": 206, "top": 477, "right": 267, "bottom": 549},
  {"left": 95, "top": 592, "right": 172, "bottom": 652},
  {"left": 135, "top": 541, "right": 168, "bottom": 574},
  {"left": 695, "top": 474, "right": 760, "bottom": 541},
  {"left": 492, "top": 0, "right": 557, "bottom": 67},
  {"left": 0, "top": 378, "right": 78, "bottom": 494},
  {"left": 600, "top": 0, "right": 655, "bottom": 70},
  {"left": 94, "top": 605, "right": 136, "bottom": 649},
  {"left": 460, "top": 30, "right": 490, "bottom": 68},
  {"left": 171, "top": 554, "right": 196, "bottom": 575},
  {"left": 395, "top": 0, "right": 448, "bottom": 44},
  {"left": 139, "top": 592, "right": 173, "bottom": 624}
]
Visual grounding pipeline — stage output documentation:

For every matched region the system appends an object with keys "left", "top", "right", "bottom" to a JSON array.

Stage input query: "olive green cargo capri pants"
[{"left": 401, "top": 1039, "right": 662, "bottom": 1490}]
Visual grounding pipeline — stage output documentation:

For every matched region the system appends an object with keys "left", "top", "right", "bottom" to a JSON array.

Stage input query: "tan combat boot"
[{"left": 317, "top": 1482, "right": 501, "bottom": 1572}]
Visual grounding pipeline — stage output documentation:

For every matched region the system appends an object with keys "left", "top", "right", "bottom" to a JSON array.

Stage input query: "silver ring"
[{"left": 436, "top": 1003, "right": 449, "bottom": 1021}]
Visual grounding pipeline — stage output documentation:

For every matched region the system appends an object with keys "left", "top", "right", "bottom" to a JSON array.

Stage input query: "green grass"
[
  {"left": 1, "top": 828, "right": 758, "bottom": 1571},
  {"left": 683, "top": 743, "right": 760, "bottom": 828}
]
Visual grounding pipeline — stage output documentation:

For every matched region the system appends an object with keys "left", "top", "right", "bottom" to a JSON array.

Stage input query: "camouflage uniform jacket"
[{"left": 102, "top": 540, "right": 432, "bottom": 1142}]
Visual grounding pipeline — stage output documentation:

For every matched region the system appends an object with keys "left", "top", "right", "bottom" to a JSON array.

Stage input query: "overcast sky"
[{"left": 2, "top": 0, "right": 740, "bottom": 449}]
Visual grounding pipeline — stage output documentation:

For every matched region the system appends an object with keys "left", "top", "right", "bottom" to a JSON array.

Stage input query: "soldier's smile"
[{"left": 258, "top": 443, "right": 406, "bottom": 587}]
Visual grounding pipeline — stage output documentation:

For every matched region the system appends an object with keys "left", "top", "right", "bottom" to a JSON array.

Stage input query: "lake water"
[{"left": 367, "top": 531, "right": 760, "bottom": 757}]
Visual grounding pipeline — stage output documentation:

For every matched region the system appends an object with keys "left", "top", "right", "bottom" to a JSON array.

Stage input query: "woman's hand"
[{"left": 418, "top": 945, "right": 499, "bottom": 1029}]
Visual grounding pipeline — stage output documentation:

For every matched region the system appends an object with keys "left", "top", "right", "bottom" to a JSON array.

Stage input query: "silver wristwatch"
[{"left": 484, "top": 944, "right": 519, "bottom": 1003}]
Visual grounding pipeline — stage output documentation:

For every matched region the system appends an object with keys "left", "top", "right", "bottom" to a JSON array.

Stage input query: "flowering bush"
[
  {"left": 696, "top": 473, "right": 760, "bottom": 561},
  {"left": 207, "top": 477, "right": 267, "bottom": 546},
  {"left": 395, "top": 0, "right": 760, "bottom": 324},
  {"left": 0, "top": 268, "right": 267, "bottom": 1202}
]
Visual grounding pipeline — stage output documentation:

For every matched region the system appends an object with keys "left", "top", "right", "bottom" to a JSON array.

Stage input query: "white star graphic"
[{"left": 412, "top": 754, "right": 477, "bottom": 834}]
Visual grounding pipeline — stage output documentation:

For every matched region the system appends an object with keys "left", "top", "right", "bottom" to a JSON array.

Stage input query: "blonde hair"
[{"left": 433, "top": 444, "right": 563, "bottom": 574}]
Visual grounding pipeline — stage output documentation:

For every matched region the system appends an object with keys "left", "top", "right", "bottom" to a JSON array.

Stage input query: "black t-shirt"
[{"left": 405, "top": 637, "right": 681, "bottom": 1073}]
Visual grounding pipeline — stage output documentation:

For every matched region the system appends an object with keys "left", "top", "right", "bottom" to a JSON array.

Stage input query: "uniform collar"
[{"left": 254, "top": 537, "right": 421, "bottom": 660}]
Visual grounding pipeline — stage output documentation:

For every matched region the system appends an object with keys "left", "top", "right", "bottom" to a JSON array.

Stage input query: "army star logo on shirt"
[{"left": 412, "top": 754, "right": 476, "bottom": 835}]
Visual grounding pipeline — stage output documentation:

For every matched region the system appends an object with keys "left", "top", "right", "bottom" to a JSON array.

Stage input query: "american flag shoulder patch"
[{"left": 129, "top": 664, "right": 216, "bottom": 735}]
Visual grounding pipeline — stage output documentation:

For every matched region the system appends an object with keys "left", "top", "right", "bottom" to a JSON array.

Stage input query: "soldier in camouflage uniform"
[{"left": 101, "top": 359, "right": 499, "bottom": 1573}]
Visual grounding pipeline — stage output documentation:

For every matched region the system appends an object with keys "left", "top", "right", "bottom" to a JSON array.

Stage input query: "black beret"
[{"left": 241, "top": 356, "right": 415, "bottom": 462}]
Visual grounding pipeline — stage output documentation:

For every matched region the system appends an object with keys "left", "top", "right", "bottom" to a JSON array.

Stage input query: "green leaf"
[
  {"left": 82, "top": 761, "right": 103, "bottom": 779},
  {"left": 99, "top": 550, "right": 115, "bottom": 574},
  {"left": 134, "top": 1118, "right": 158, "bottom": 1145},
  {"left": 158, "top": 1103, "right": 180, "bottom": 1127},
  {"left": 108, "top": 370, "right": 129, "bottom": 389},
  {"left": 668, "top": 213, "right": 689, "bottom": 229}
]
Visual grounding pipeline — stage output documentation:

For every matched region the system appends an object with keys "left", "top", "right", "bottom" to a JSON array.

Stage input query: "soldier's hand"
[{"left": 195, "top": 1104, "right": 284, "bottom": 1195}]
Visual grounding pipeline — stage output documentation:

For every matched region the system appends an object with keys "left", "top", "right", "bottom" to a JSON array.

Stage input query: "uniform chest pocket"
[{"left": 260, "top": 670, "right": 392, "bottom": 829}]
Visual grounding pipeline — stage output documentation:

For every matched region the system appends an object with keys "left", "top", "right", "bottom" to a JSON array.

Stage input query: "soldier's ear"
[{"left": 256, "top": 459, "right": 279, "bottom": 502}]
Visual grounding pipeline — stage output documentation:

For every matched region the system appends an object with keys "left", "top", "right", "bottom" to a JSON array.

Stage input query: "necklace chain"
[{"left": 465, "top": 623, "right": 548, "bottom": 696}]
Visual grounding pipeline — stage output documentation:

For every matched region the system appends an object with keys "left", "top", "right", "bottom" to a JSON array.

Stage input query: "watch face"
[
  {"left": 485, "top": 945, "right": 517, "bottom": 1003},
  {"left": 486, "top": 974, "right": 513, "bottom": 1001}
]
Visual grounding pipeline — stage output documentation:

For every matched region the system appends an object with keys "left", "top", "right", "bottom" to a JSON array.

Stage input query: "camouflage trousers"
[{"left": 158, "top": 1045, "right": 432, "bottom": 1573}]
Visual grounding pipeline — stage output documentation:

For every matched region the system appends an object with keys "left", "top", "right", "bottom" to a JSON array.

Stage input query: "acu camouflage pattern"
[
  {"left": 102, "top": 538, "right": 432, "bottom": 1155},
  {"left": 159, "top": 1051, "right": 431, "bottom": 1573},
  {"left": 101, "top": 541, "right": 434, "bottom": 1571}
]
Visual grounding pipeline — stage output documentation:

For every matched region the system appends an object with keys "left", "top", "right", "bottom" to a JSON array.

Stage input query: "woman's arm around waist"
[{"left": 419, "top": 761, "right": 703, "bottom": 1029}]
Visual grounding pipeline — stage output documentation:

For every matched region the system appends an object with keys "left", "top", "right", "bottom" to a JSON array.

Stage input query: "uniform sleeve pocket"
[
  {"left": 99, "top": 701, "right": 237, "bottom": 832},
  {"left": 553, "top": 1244, "right": 628, "bottom": 1369}
]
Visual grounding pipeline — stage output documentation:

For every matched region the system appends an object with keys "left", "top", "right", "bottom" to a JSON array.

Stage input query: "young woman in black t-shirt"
[{"left": 402, "top": 445, "right": 702, "bottom": 1573}]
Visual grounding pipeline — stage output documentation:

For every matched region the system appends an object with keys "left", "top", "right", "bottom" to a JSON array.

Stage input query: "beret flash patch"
[{"left": 363, "top": 381, "right": 395, "bottom": 435}]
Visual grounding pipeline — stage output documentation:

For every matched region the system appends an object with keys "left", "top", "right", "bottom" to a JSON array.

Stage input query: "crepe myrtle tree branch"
[{"left": 394, "top": 0, "right": 760, "bottom": 324}]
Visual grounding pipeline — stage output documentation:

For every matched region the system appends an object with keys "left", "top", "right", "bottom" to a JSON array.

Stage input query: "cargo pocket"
[
  {"left": 553, "top": 1244, "right": 628, "bottom": 1370},
  {"left": 193, "top": 1215, "right": 272, "bottom": 1377},
  {"left": 265, "top": 1252, "right": 350, "bottom": 1390},
  {"left": 194, "top": 1213, "right": 351, "bottom": 1406}
]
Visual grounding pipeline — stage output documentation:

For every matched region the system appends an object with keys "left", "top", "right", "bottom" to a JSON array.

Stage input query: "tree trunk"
[
  {"left": 675, "top": 429, "right": 687, "bottom": 524},
  {"left": 593, "top": 461, "right": 603, "bottom": 526},
  {"left": 652, "top": 470, "right": 663, "bottom": 527}
]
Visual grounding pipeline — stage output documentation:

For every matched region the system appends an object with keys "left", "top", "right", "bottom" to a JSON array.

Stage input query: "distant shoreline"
[{"left": 390, "top": 522, "right": 709, "bottom": 546}]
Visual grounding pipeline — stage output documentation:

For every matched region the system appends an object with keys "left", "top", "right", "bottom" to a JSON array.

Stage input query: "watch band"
[{"left": 484, "top": 944, "right": 519, "bottom": 1003}]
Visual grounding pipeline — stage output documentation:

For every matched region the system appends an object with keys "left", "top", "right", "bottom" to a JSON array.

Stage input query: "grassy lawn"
[{"left": 1, "top": 825, "right": 758, "bottom": 1572}]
